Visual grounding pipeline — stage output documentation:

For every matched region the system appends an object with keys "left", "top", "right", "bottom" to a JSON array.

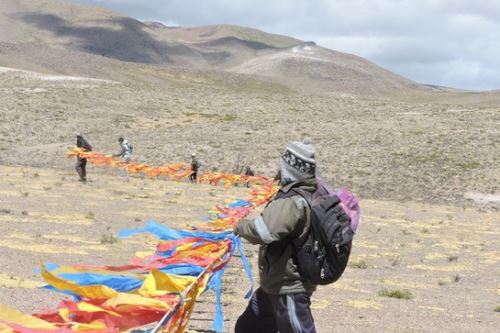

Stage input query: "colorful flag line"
[
  {"left": 0, "top": 149, "right": 279, "bottom": 332},
  {"left": 66, "top": 147, "right": 271, "bottom": 187}
]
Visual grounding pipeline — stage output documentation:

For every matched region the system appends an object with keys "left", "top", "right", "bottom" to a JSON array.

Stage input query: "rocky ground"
[
  {"left": 0, "top": 68, "right": 499, "bottom": 208},
  {"left": 0, "top": 164, "right": 498, "bottom": 332},
  {"left": 0, "top": 67, "right": 499, "bottom": 332}
]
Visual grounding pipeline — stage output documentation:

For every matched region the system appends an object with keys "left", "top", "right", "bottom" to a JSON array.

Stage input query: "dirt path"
[{"left": 0, "top": 164, "right": 498, "bottom": 332}]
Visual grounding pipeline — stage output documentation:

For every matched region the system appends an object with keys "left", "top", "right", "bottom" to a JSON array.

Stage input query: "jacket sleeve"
[
  {"left": 114, "top": 145, "right": 125, "bottom": 157},
  {"left": 235, "top": 196, "right": 309, "bottom": 245},
  {"left": 82, "top": 138, "right": 92, "bottom": 151}
]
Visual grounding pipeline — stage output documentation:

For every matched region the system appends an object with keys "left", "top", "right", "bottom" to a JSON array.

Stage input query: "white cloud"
[{"left": 69, "top": 0, "right": 500, "bottom": 90}]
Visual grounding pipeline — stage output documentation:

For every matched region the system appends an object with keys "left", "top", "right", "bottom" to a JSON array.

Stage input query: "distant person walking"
[
  {"left": 75, "top": 133, "right": 92, "bottom": 182},
  {"left": 112, "top": 137, "right": 133, "bottom": 179},
  {"left": 244, "top": 165, "right": 254, "bottom": 187},
  {"left": 244, "top": 165, "right": 255, "bottom": 177},
  {"left": 189, "top": 153, "right": 200, "bottom": 183}
]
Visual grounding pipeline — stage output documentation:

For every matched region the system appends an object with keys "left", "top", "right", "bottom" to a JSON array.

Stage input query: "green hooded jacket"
[{"left": 235, "top": 178, "right": 318, "bottom": 295}]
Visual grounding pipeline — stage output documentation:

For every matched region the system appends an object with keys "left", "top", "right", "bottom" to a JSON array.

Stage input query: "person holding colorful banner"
[
  {"left": 243, "top": 165, "right": 254, "bottom": 188},
  {"left": 234, "top": 139, "right": 318, "bottom": 333},
  {"left": 75, "top": 132, "right": 92, "bottom": 182},
  {"left": 190, "top": 153, "right": 201, "bottom": 183},
  {"left": 113, "top": 137, "right": 133, "bottom": 179}
]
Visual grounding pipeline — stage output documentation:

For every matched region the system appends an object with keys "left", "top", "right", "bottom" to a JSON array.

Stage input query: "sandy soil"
[{"left": 0, "top": 164, "right": 498, "bottom": 332}]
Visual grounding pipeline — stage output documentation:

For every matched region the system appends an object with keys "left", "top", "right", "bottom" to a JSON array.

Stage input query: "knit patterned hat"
[{"left": 280, "top": 139, "right": 316, "bottom": 185}]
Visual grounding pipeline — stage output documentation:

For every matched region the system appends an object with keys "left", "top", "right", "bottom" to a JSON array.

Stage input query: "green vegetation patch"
[
  {"left": 456, "top": 161, "right": 481, "bottom": 170},
  {"left": 378, "top": 288, "right": 414, "bottom": 300},
  {"left": 85, "top": 212, "right": 95, "bottom": 220},
  {"left": 349, "top": 259, "right": 368, "bottom": 269},
  {"left": 221, "top": 114, "right": 237, "bottom": 121},
  {"left": 100, "top": 234, "right": 118, "bottom": 244},
  {"left": 183, "top": 112, "right": 234, "bottom": 121}
]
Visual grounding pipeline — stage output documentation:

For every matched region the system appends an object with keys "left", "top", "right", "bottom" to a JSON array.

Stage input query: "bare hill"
[
  {"left": 230, "top": 42, "right": 423, "bottom": 95},
  {"left": 146, "top": 23, "right": 300, "bottom": 48},
  {"left": 0, "top": 0, "right": 440, "bottom": 96},
  {"left": 0, "top": 0, "right": 297, "bottom": 69},
  {"left": 2, "top": 0, "right": 500, "bottom": 100}
]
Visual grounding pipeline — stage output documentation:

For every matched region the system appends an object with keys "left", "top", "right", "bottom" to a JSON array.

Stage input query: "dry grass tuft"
[
  {"left": 100, "top": 234, "right": 118, "bottom": 244},
  {"left": 378, "top": 288, "right": 414, "bottom": 300},
  {"left": 349, "top": 259, "right": 368, "bottom": 269}
]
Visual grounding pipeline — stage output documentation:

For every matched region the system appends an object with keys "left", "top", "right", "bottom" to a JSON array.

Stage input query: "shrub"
[
  {"left": 100, "top": 234, "right": 118, "bottom": 244},
  {"left": 378, "top": 288, "right": 413, "bottom": 300},
  {"left": 349, "top": 259, "right": 368, "bottom": 269},
  {"left": 221, "top": 114, "right": 237, "bottom": 121}
]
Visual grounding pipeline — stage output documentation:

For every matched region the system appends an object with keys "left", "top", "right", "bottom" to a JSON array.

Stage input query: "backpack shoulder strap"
[
  {"left": 291, "top": 188, "right": 312, "bottom": 201},
  {"left": 277, "top": 189, "right": 317, "bottom": 250},
  {"left": 273, "top": 188, "right": 302, "bottom": 200},
  {"left": 274, "top": 187, "right": 321, "bottom": 208},
  {"left": 292, "top": 187, "right": 330, "bottom": 207}
]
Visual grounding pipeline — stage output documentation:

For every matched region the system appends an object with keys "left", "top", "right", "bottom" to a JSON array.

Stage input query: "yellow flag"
[
  {"left": 103, "top": 293, "right": 173, "bottom": 310},
  {"left": 0, "top": 323, "right": 14, "bottom": 333},
  {"left": 139, "top": 270, "right": 197, "bottom": 297},
  {"left": 41, "top": 262, "right": 118, "bottom": 299},
  {"left": 0, "top": 304, "right": 57, "bottom": 329}
]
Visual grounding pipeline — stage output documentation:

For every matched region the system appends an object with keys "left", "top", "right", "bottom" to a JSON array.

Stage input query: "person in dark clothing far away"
[
  {"left": 244, "top": 165, "right": 255, "bottom": 177},
  {"left": 234, "top": 138, "right": 318, "bottom": 333},
  {"left": 112, "top": 137, "right": 133, "bottom": 179},
  {"left": 244, "top": 165, "right": 255, "bottom": 187},
  {"left": 75, "top": 133, "right": 92, "bottom": 182},
  {"left": 189, "top": 153, "right": 200, "bottom": 183}
]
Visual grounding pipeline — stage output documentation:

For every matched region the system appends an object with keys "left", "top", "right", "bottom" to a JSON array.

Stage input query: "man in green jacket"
[{"left": 235, "top": 139, "right": 318, "bottom": 333}]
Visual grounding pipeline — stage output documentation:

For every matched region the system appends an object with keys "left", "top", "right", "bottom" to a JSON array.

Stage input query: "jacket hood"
[{"left": 280, "top": 177, "right": 317, "bottom": 195}]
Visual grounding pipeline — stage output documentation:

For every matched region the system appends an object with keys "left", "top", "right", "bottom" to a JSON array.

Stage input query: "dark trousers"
[
  {"left": 75, "top": 158, "right": 87, "bottom": 181},
  {"left": 235, "top": 288, "right": 316, "bottom": 333},
  {"left": 189, "top": 171, "right": 197, "bottom": 183}
]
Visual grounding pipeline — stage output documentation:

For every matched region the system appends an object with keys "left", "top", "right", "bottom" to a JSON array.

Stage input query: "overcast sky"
[{"left": 70, "top": 0, "right": 500, "bottom": 91}]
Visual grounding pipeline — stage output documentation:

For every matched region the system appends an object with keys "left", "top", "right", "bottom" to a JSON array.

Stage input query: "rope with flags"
[{"left": 0, "top": 148, "right": 279, "bottom": 333}]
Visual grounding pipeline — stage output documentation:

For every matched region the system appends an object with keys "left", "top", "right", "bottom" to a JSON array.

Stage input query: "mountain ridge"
[
  {"left": 0, "top": 0, "right": 434, "bottom": 96},
  {"left": 1, "top": 0, "right": 499, "bottom": 100}
]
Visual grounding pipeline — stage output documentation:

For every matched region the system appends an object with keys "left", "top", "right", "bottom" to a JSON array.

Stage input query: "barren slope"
[
  {"left": 0, "top": 0, "right": 437, "bottom": 97},
  {"left": 231, "top": 42, "right": 423, "bottom": 95},
  {"left": 0, "top": 0, "right": 295, "bottom": 69},
  {"left": 3, "top": 0, "right": 500, "bottom": 100},
  {"left": 1, "top": 68, "right": 499, "bottom": 207}
]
